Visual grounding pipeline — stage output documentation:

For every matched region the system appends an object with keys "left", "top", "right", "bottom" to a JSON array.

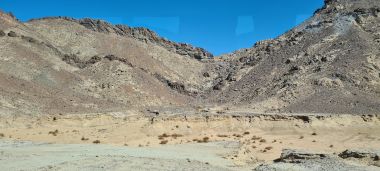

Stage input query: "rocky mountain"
[
  {"left": 0, "top": 10, "right": 218, "bottom": 115},
  {"left": 0, "top": 0, "right": 379, "bottom": 115},
  {"left": 211, "top": 0, "right": 380, "bottom": 114}
]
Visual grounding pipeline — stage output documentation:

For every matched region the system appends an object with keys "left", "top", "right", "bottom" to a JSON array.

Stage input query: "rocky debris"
[
  {"left": 204, "top": 61, "right": 239, "bottom": 93},
  {"left": 255, "top": 149, "right": 380, "bottom": 171},
  {"left": 0, "top": 30, "right": 5, "bottom": 37},
  {"left": 167, "top": 82, "right": 187, "bottom": 94},
  {"left": 3, "top": 30, "right": 41, "bottom": 44},
  {"left": 7, "top": 31, "right": 17, "bottom": 37},
  {"left": 154, "top": 73, "right": 194, "bottom": 96},
  {"left": 339, "top": 149, "right": 380, "bottom": 160},
  {"left": 62, "top": 54, "right": 102, "bottom": 69},
  {"left": 86, "top": 55, "right": 102, "bottom": 65},
  {"left": 212, "top": 81, "right": 224, "bottom": 90},
  {"left": 203, "top": 72, "right": 210, "bottom": 77},
  {"left": 61, "top": 54, "right": 136, "bottom": 69},
  {"left": 104, "top": 54, "right": 133, "bottom": 67},
  {"left": 20, "top": 35, "right": 37, "bottom": 43},
  {"left": 274, "top": 149, "right": 328, "bottom": 163}
]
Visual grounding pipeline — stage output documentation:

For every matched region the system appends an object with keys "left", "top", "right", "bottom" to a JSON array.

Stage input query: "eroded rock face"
[
  {"left": 80, "top": 18, "right": 214, "bottom": 60},
  {"left": 29, "top": 17, "right": 213, "bottom": 60}
]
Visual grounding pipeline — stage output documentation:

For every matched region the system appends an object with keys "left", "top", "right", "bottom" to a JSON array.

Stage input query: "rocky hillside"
[
  {"left": 1, "top": 0, "right": 379, "bottom": 115},
  {"left": 211, "top": 0, "right": 380, "bottom": 114},
  {"left": 0, "top": 10, "right": 218, "bottom": 115}
]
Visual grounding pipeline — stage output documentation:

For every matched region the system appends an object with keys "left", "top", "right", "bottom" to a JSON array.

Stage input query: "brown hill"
[
  {"left": 211, "top": 0, "right": 380, "bottom": 114},
  {"left": 0, "top": 11, "right": 218, "bottom": 115},
  {"left": 0, "top": 0, "right": 379, "bottom": 115}
]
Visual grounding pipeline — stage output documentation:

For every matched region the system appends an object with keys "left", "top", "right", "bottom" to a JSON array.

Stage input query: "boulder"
[
  {"left": 275, "top": 149, "right": 328, "bottom": 163},
  {"left": 339, "top": 149, "right": 380, "bottom": 161},
  {"left": 7, "top": 31, "right": 18, "bottom": 37}
]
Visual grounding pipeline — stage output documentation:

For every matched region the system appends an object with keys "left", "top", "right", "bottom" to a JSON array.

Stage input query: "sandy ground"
[
  {"left": 0, "top": 140, "right": 237, "bottom": 171},
  {"left": 0, "top": 112, "right": 380, "bottom": 170}
]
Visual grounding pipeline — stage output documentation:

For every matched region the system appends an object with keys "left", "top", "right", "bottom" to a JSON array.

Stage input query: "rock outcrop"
[
  {"left": 81, "top": 18, "right": 214, "bottom": 60},
  {"left": 29, "top": 17, "right": 213, "bottom": 60}
]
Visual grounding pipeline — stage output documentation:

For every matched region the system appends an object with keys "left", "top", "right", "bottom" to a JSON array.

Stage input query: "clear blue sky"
[{"left": 0, "top": 0, "right": 324, "bottom": 55}]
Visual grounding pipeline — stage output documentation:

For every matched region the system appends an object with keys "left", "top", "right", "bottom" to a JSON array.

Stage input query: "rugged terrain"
[
  {"left": 1, "top": 0, "right": 380, "bottom": 115},
  {"left": 213, "top": 0, "right": 380, "bottom": 114},
  {"left": 1, "top": 0, "right": 380, "bottom": 170},
  {"left": 0, "top": 10, "right": 221, "bottom": 115}
]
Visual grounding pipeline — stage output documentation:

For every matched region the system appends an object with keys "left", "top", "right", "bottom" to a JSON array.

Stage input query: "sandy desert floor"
[{"left": 0, "top": 110, "right": 379, "bottom": 170}]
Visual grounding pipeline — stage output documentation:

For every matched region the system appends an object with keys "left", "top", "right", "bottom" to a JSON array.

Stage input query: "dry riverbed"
[{"left": 0, "top": 111, "right": 379, "bottom": 170}]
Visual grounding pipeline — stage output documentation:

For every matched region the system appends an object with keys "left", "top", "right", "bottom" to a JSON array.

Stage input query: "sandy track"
[{"left": 0, "top": 140, "right": 236, "bottom": 171}]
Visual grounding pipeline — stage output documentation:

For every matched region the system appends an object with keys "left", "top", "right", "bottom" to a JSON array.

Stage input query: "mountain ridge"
[
  {"left": 0, "top": 0, "right": 379, "bottom": 115},
  {"left": 28, "top": 16, "right": 214, "bottom": 60}
]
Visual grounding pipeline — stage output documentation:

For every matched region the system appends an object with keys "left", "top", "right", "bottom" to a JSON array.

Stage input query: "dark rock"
[
  {"left": 213, "top": 81, "right": 224, "bottom": 90},
  {"left": 168, "top": 81, "right": 186, "bottom": 94},
  {"left": 203, "top": 72, "right": 210, "bottom": 77},
  {"left": 21, "top": 35, "right": 37, "bottom": 43},
  {"left": 87, "top": 55, "right": 102, "bottom": 65},
  {"left": 62, "top": 54, "right": 103, "bottom": 68},
  {"left": 275, "top": 149, "right": 328, "bottom": 163},
  {"left": 147, "top": 109, "right": 160, "bottom": 116},
  {"left": 104, "top": 54, "right": 118, "bottom": 61},
  {"left": 0, "top": 30, "right": 5, "bottom": 37},
  {"left": 255, "top": 149, "right": 378, "bottom": 171},
  {"left": 339, "top": 149, "right": 380, "bottom": 161},
  {"left": 294, "top": 116, "right": 311, "bottom": 123},
  {"left": 62, "top": 54, "right": 81, "bottom": 65},
  {"left": 7, "top": 31, "right": 18, "bottom": 37},
  {"left": 104, "top": 55, "right": 133, "bottom": 67},
  {"left": 154, "top": 73, "right": 192, "bottom": 95}
]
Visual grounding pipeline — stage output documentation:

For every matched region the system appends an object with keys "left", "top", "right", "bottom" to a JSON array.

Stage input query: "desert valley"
[{"left": 1, "top": 0, "right": 380, "bottom": 170}]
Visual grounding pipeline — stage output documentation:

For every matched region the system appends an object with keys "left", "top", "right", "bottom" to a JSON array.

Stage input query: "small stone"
[
  {"left": 0, "top": 30, "right": 5, "bottom": 37},
  {"left": 7, "top": 31, "right": 18, "bottom": 37},
  {"left": 203, "top": 72, "right": 210, "bottom": 77}
]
